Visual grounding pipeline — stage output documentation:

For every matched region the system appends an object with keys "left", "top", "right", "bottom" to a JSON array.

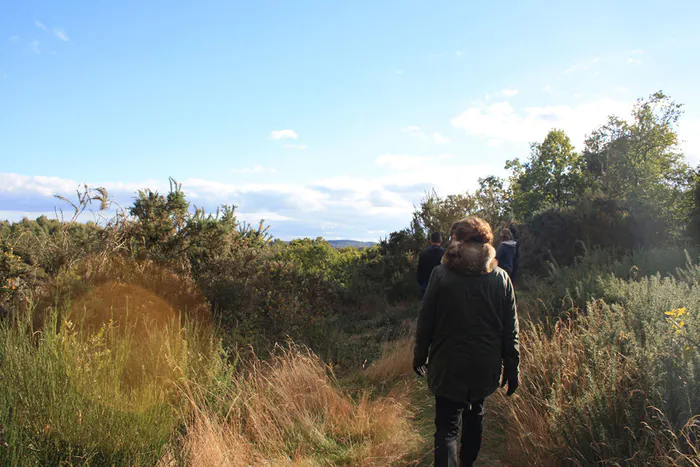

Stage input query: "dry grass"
[
  {"left": 364, "top": 338, "right": 414, "bottom": 383},
  {"left": 495, "top": 301, "right": 700, "bottom": 466},
  {"left": 180, "top": 345, "right": 421, "bottom": 466}
]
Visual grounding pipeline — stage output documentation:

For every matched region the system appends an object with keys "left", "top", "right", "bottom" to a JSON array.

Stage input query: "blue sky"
[{"left": 2, "top": 0, "right": 700, "bottom": 240}]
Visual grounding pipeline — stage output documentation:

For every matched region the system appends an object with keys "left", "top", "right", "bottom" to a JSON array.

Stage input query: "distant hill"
[{"left": 328, "top": 240, "right": 377, "bottom": 249}]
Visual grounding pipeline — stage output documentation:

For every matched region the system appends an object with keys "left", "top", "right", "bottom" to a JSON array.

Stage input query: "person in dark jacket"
[
  {"left": 413, "top": 217, "right": 520, "bottom": 467},
  {"left": 417, "top": 232, "right": 445, "bottom": 299},
  {"left": 496, "top": 228, "right": 518, "bottom": 277}
]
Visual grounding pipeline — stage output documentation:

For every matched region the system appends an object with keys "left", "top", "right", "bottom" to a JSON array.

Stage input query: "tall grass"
[
  {"left": 0, "top": 280, "right": 422, "bottom": 465},
  {"left": 0, "top": 292, "right": 226, "bottom": 465},
  {"left": 178, "top": 345, "right": 421, "bottom": 466},
  {"left": 499, "top": 253, "right": 700, "bottom": 465}
]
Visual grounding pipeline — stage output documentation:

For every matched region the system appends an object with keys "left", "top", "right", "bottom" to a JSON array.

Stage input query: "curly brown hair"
[{"left": 449, "top": 217, "right": 494, "bottom": 245}]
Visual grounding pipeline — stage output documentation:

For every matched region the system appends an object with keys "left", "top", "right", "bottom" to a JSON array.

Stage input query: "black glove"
[
  {"left": 413, "top": 365, "right": 427, "bottom": 377},
  {"left": 501, "top": 365, "right": 519, "bottom": 396}
]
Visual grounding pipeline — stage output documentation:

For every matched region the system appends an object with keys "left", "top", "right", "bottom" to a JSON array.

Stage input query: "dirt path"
[{"left": 409, "top": 381, "right": 507, "bottom": 466}]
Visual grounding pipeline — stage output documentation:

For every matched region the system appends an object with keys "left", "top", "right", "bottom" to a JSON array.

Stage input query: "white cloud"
[
  {"left": 35, "top": 21, "right": 47, "bottom": 31},
  {"left": 396, "top": 69, "right": 404, "bottom": 75},
  {"left": 543, "top": 84, "right": 553, "bottom": 92},
  {"left": 455, "top": 50, "right": 464, "bottom": 57},
  {"left": 627, "top": 58, "right": 643, "bottom": 65},
  {"left": 53, "top": 28, "right": 70, "bottom": 42},
  {"left": 237, "top": 211, "right": 294, "bottom": 222},
  {"left": 432, "top": 132, "right": 451, "bottom": 145},
  {"left": 231, "top": 165, "right": 278, "bottom": 174},
  {"left": 615, "top": 86, "right": 629, "bottom": 93},
  {"left": 680, "top": 120, "right": 700, "bottom": 163},
  {"left": 375, "top": 154, "right": 454, "bottom": 171},
  {"left": 402, "top": 126, "right": 450, "bottom": 145},
  {"left": 631, "top": 49, "right": 643, "bottom": 55},
  {"left": 0, "top": 155, "right": 498, "bottom": 240},
  {"left": 565, "top": 63, "right": 589, "bottom": 74},
  {"left": 284, "top": 144, "right": 308, "bottom": 150},
  {"left": 500, "top": 89, "right": 519, "bottom": 97},
  {"left": 29, "top": 40, "right": 40, "bottom": 54},
  {"left": 565, "top": 57, "right": 602, "bottom": 74},
  {"left": 269, "top": 129, "right": 298, "bottom": 140},
  {"left": 451, "top": 98, "right": 632, "bottom": 148}
]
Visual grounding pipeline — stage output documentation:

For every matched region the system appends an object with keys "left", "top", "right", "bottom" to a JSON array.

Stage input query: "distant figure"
[
  {"left": 417, "top": 232, "right": 445, "bottom": 299},
  {"left": 496, "top": 228, "right": 518, "bottom": 278},
  {"left": 413, "top": 217, "right": 520, "bottom": 467}
]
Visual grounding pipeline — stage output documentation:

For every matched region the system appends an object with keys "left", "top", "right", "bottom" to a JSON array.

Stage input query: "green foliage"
[
  {"left": 411, "top": 189, "right": 477, "bottom": 239},
  {"left": 512, "top": 261, "right": 700, "bottom": 464},
  {"left": 474, "top": 175, "right": 511, "bottom": 229},
  {"left": 584, "top": 91, "right": 691, "bottom": 238},
  {"left": 689, "top": 169, "right": 700, "bottom": 245},
  {"left": 507, "top": 128, "right": 585, "bottom": 220}
]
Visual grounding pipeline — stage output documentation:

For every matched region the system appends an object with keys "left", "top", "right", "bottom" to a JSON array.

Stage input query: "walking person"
[
  {"left": 417, "top": 232, "right": 445, "bottom": 299},
  {"left": 496, "top": 228, "right": 518, "bottom": 278},
  {"left": 413, "top": 217, "right": 520, "bottom": 466}
]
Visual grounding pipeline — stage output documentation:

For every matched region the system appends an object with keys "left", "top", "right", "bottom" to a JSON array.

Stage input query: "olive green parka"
[{"left": 413, "top": 240, "right": 520, "bottom": 403}]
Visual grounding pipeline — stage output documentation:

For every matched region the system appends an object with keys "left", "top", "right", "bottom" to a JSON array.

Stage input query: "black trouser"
[{"left": 434, "top": 396, "right": 485, "bottom": 467}]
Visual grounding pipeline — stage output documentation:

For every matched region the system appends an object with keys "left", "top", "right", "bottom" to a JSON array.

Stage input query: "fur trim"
[{"left": 442, "top": 241, "right": 497, "bottom": 275}]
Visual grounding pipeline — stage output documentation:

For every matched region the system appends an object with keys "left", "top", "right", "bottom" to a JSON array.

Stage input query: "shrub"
[{"left": 501, "top": 262, "right": 700, "bottom": 465}]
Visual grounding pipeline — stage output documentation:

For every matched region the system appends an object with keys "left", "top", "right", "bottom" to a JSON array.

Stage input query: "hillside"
[{"left": 328, "top": 239, "right": 377, "bottom": 249}]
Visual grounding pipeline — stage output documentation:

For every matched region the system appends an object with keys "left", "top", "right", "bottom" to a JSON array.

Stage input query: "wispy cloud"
[
  {"left": 269, "top": 129, "right": 298, "bottom": 140},
  {"left": 35, "top": 21, "right": 47, "bottom": 31},
  {"left": 401, "top": 125, "right": 422, "bottom": 135},
  {"left": 451, "top": 97, "right": 632, "bottom": 148},
  {"left": 284, "top": 144, "right": 308, "bottom": 150},
  {"left": 53, "top": 28, "right": 70, "bottom": 42},
  {"left": 402, "top": 126, "right": 451, "bottom": 145},
  {"left": 455, "top": 50, "right": 465, "bottom": 57},
  {"left": 376, "top": 154, "right": 453, "bottom": 171},
  {"left": 631, "top": 49, "right": 643, "bottom": 55},
  {"left": 500, "top": 88, "right": 519, "bottom": 97},
  {"left": 615, "top": 86, "right": 628, "bottom": 93},
  {"left": 29, "top": 40, "right": 40, "bottom": 54},
  {"left": 565, "top": 63, "right": 590, "bottom": 74},
  {"left": 627, "top": 58, "right": 643, "bottom": 65},
  {"left": 565, "top": 57, "right": 601, "bottom": 74},
  {"left": 0, "top": 154, "right": 495, "bottom": 240},
  {"left": 432, "top": 132, "right": 451, "bottom": 145},
  {"left": 395, "top": 69, "right": 404, "bottom": 75},
  {"left": 231, "top": 165, "right": 278, "bottom": 174}
]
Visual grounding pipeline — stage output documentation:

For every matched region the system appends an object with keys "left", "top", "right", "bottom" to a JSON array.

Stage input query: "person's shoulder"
[{"left": 491, "top": 267, "right": 512, "bottom": 284}]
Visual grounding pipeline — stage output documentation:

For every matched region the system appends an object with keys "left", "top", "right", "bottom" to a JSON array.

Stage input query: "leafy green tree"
[
  {"left": 474, "top": 176, "right": 511, "bottom": 230},
  {"left": 507, "top": 129, "right": 584, "bottom": 220},
  {"left": 412, "top": 189, "right": 477, "bottom": 239},
  {"left": 583, "top": 91, "right": 691, "bottom": 235}
]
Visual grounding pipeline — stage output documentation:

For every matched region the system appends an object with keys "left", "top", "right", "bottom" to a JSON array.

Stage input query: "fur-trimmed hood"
[{"left": 441, "top": 241, "right": 497, "bottom": 276}]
